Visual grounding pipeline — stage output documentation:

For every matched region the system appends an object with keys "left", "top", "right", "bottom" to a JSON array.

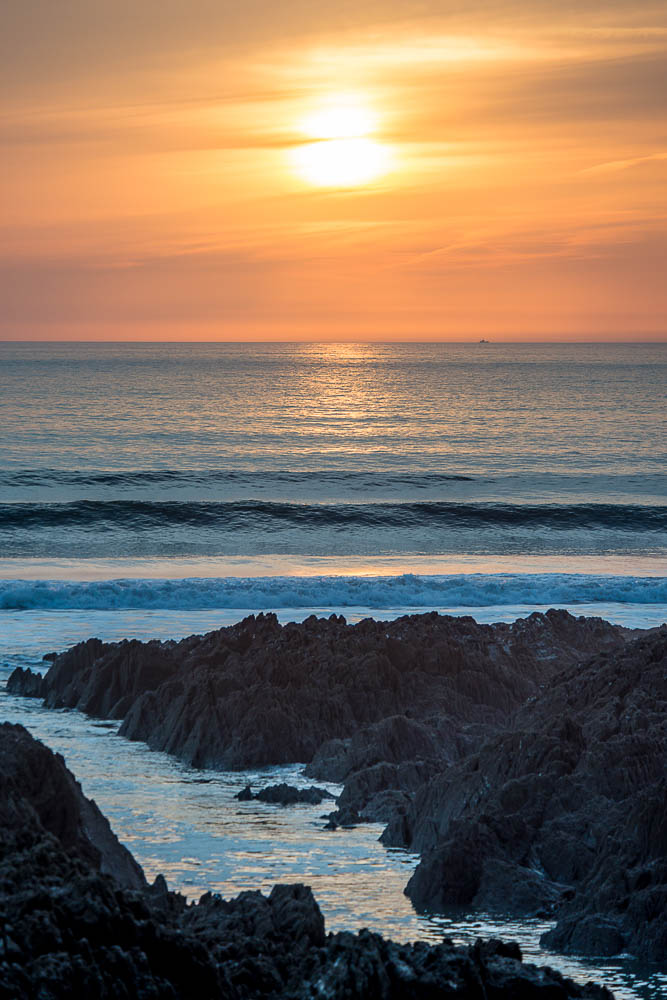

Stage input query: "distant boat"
[{"left": 479, "top": 338, "right": 490, "bottom": 344}]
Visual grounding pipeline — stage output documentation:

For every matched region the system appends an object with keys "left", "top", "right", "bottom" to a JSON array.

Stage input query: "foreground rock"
[
  {"left": 0, "top": 721, "right": 144, "bottom": 890},
  {"left": 0, "top": 725, "right": 613, "bottom": 1000},
  {"left": 397, "top": 630, "right": 667, "bottom": 964},
  {"left": 8, "top": 610, "right": 626, "bottom": 770}
]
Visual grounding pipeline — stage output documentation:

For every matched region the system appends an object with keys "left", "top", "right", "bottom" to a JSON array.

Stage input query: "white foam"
[{"left": 1, "top": 572, "right": 665, "bottom": 612}]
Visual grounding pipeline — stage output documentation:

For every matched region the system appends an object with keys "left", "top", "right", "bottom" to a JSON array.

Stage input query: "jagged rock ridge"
[
  {"left": 8, "top": 610, "right": 626, "bottom": 770},
  {"left": 397, "top": 630, "right": 667, "bottom": 963}
]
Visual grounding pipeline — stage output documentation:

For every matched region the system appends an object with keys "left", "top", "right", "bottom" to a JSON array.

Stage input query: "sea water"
[{"left": 0, "top": 341, "right": 665, "bottom": 998}]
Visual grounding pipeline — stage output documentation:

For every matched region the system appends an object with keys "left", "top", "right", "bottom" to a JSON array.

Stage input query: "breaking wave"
[{"left": 1, "top": 573, "right": 665, "bottom": 611}]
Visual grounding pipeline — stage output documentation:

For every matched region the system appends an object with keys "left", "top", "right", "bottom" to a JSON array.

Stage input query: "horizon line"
[{"left": 1, "top": 337, "right": 666, "bottom": 345}]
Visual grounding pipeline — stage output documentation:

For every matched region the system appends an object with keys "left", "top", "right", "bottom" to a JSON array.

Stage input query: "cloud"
[
  {"left": 3, "top": 0, "right": 666, "bottom": 102},
  {"left": 580, "top": 152, "right": 667, "bottom": 175}
]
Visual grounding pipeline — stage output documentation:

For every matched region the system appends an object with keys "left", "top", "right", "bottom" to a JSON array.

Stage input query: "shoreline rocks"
[
  {"left": 399, "top": 630, "right": 667, "bottom": 964},
  {"left": 8, "top": 610, "right": 627, "bottom": 771},
  {"left": 0, "top": 724, "right": 614, "bottom": 999},
  {"left": 7, "top": 611, "right": 665, "bottom": 966}
]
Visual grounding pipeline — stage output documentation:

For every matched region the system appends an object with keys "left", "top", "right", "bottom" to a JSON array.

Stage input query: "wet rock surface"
[
  {"left": 400, "top": 629, "right": 667, "bottom": 964},
  {"left": 0, "top": 725, "right": 614, "bottom": 1000}
]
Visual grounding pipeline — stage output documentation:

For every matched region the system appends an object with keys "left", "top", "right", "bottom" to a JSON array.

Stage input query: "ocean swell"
[
  {"left": 1, "top": 573, "right": 665, "bottom": 611},
  {"left": 0, "top": 469, "right": 475, "bottom": 488},
  {"left": 1, "top": 500, "right": 665, "bottom": 531}
]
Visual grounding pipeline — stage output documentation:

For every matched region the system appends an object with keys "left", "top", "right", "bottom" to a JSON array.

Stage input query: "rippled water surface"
[
  {"left": 1, "top": 343, "right": 665, "bottom": 562},
  {"left": 1, "top": 342, "right": 665, "bottom": 478}
]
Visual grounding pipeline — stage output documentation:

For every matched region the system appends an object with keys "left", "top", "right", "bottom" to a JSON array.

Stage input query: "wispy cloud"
[{"left": 580, "top": 151, "right": 667, "bottom": 175}]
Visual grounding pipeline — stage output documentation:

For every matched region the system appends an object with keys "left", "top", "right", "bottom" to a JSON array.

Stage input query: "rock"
[
  {"left": 8, "top": 611, "right": 658, "bottom": 965},
  {"left": 305, "top": 715, "right": 452, "bottom": 827},
  {"left": 0, "top": 721, "right": 145, "bottom": 890},
  {"left": 324, "top": 806, "right": 364, "bottom": 829},
  {"left": 0, "top": 724, "right": 616, "bottom": 999},
  {"left": 11, "top": 610, "right": 627, "bottom": 773},
  {"left": 305, "top": 714, "right": 452, "bottom": 783},
  {"left": 6, "top": 664, "right": 44, "bottom": 697},
  {"left": 402, "top": 630, "right": 667, "bottom": 963},
  {"left": 335, "top": 757, "right": 443, "bottom": 823},
  {"left": 234, "top": 783, "right": 335, "bottom": 805},
  {"left": 542, "top": 915, "right": 626, "bottom": 958},
  {"left": 291, "top": 928, "right": 614, "bottom": 999},
  {"left": 48, "top": 636, "right": 179, "bottom": 718},
  {"left": 475, "top": 860, "right": 570, "bottom": 917}
]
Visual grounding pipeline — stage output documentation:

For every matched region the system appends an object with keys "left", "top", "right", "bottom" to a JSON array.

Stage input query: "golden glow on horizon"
[{"left": 290, "top": 95, "right": 392, "bottom": 187}]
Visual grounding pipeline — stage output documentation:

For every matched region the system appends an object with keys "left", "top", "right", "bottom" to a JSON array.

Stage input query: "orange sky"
[{"left": 2, "top": 1, "right": 666, "bottom": 341}]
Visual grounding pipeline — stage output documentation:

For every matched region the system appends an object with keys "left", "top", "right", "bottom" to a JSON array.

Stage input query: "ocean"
[
  {"left": 1, "top": 340, "right": 665, "bottom": 619},
  {"left": 1, "top": 340, "right": 665, "bottom": 999}
]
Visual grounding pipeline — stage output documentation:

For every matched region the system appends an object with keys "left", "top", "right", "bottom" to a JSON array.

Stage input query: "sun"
[
  {"left": 302, "top": 101, "right": 375, "bottom": 140},
  {"left": 290, "top": 96, "right": 391, "bottom": 188},
  {"left": 291, "top": 137, "right": 390, "bottom": 188}
]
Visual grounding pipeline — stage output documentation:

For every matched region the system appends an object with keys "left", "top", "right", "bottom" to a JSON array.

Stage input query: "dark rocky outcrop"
[
  {"left": 6, "top": 664, "right": 44, "bottom": 697},
  {"left": 399, "top": 630, "right": 667, "bottom": 964},
  {"left": 8, "top": 636, "right": 181, "bottom": 720},
  {"left": 0, "top": 724, "right": 614, "bottom": 999},
  {"left": 234, "top": 783, "right": 335, "bottom": 805},
  {"left": 0, "top": 721, "right": 145, "bottom": 890},
  {"left": 9, "top": 611, "right": 663, "bottom": 966},
  {"left": 8, "top": 610, "right": 627, "bottom": 771}
]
